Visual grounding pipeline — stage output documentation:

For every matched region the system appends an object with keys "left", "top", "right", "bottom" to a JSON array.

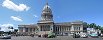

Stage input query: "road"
[{"left": 0, "top": 36, "right": 103, "bottom": 40}]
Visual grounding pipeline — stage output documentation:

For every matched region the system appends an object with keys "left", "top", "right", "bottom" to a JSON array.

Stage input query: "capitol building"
[{"left": 18, "top": 2, "right": 87, "bottom": 36}]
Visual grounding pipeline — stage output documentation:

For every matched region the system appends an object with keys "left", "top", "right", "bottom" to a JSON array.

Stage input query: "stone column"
[
  {"left": 59, "top": 26, "right": 60, "bottom": 32},
  {"left": 80, "top": 25, "right": 83, "bottom": 31},
  {"left": 80, "top": 25, "right": 83, "bottom": 33},
  {"left": 18, "top": 27, "right": 23, "bottom": 32},
  {"left": 59, "top": 26, "right": 61, "bottom": 34},
  {"left": 71, "top": 25, "right": 74, "bottom": 31},
  {"left": 50, "top": 25, "right": 53, "bottom": 32},
  {"left": 71, "top": 25, "right": 74, "bottom": 33},
  {"left": 23, "top": 27, "right": 26, "bottom": 32},
  {"left": 60, "top": 26, "right": 61, "bottom": 32},
  {"left": 38, "top": 25, "right": 41, "bottom": 31}
]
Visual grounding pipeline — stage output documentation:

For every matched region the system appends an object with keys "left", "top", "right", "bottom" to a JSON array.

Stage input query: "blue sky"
[{"left": 0, "top": 0, "right": 103, "bottom": 31}]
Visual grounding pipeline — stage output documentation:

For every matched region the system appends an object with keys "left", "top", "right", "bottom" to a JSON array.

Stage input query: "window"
[{"left": 74, "top": 27, "right": 80, "bottom": 31}]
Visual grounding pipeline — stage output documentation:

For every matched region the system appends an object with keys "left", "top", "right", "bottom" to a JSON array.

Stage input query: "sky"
[{"left": 0, "top": 0, "right": 103, "bottom": 31}]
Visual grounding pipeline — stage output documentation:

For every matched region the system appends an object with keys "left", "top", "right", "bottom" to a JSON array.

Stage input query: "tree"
[
  {"left": 14, "top": 29, "right": 18, "bottom": 34},
  {"left": 87, "top": 23, "right": 101, "bottom": 30},
  {"left": 87, "top": 23, "right": 103, "bottom": 33},
  {"left": 8, "top": 26, "right": 14, "bottom": 34},
  {"left": 96, "top": 25, "right": 101, "bottom": 29},
  {"left": 99, "top": 27, "right": 103, "bottom": 33},
  {"left": 14, "top": 29, "right": 18, "bottom": 32},
  {"left": 89, "top": 23, "right": 96, "bottom": 28},
  {"left": 87, "top": 24, "right": 90, "bottom": 28},
  {"left": 8, "top": 26, "right": 13, "bottom": 29},
  {"left": 99, "top": 27, "right": 103, "bottom": 31}
]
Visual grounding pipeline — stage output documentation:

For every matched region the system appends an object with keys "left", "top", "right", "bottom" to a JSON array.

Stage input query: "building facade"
[{"left": 18, "top": 3, "right": 87, "bottom": 36}]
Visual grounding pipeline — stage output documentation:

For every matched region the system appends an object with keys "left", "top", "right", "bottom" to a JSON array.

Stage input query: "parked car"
[
  {"left": 89, "top": 33, "right": 98, "bottom": 38},
  {"left": 48, "top": 32, "right": 56, "bottom": 38},
  {"left": 38, "top": 35, "right": 41, "bottom": 37},
  {"left": 80, "top": 33, "right": 88, "bottom": 38},
  {"left": 0, "top": 34, "right": 11, "bottom": 39},
  {"left": 42, "top": 34, "right": 48, "bottom": 38},
  {"left": 30, "top": 34, "right": 34, "bottom": 37},
  {"left": 73, "top": 33, "right": 80, "bottom": 38}
]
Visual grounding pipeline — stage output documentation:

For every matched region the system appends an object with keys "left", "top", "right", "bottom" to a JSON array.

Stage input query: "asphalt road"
[{"left": 0, "top": 36, "right": 103, "bottom": 40}]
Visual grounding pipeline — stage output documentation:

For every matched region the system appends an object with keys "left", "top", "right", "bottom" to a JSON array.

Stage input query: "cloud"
[
  {"left": 0, "top": 24, "right": 14, "bottom": 32},
  {"left": 33, "top": 15, "right": 38, "bottom": 18},
  {"left": 2, "top": 0, "right": 30, "bottom": 12},
  {"left": 11, "top": 16, "right": 23, "bottom": 22},
  {"left": 0, "top": 23, "right": 13, "bottom": 27}
]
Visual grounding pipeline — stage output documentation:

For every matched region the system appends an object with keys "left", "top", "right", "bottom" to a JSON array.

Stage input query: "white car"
[
  {"left": 80, "top": 33, "right": 88, "bottom": 38},
  {"left": 0, "top": 34, "right": 11, "bottom": 39}
]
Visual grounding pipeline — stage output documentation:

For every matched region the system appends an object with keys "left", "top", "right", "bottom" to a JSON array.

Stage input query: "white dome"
[
  {"left": 43, "top": 4, "right": 50, "bottom": 10},
  {"left": 42, "top": 3, "right": 52, "bottom": 13}
]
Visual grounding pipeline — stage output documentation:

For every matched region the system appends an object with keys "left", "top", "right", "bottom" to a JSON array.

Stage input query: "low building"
[{"left": 87, "top": 28, "right": 101, "bottom": 34}]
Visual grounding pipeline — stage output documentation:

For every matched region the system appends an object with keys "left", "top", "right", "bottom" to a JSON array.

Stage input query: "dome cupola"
[
  {"left": 38, "top": 2, "right": 54, "bottom": 23},
  {"left": 42, "top": 3, "right": 52, "bottom": 14}
]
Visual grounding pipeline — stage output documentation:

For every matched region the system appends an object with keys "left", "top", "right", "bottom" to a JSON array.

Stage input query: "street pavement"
[{"left": 0, "top": 36, "right": 103, "bottom": 40}]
